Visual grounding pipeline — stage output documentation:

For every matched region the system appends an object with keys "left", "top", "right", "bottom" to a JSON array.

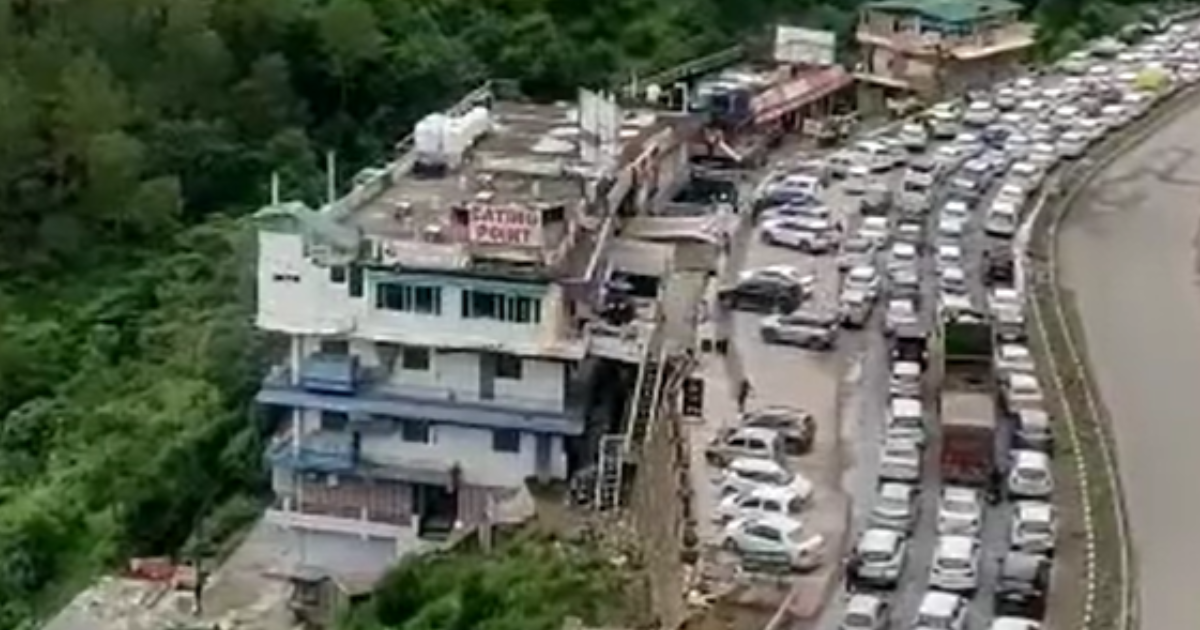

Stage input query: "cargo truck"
[{"left": 937, "top": 311, "right": 999, "bottom": 489}]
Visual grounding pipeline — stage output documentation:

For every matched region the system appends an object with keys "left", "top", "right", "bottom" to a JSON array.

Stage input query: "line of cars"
[{"left": 833, "top": 20, "right": 1200, "bottom": 630}]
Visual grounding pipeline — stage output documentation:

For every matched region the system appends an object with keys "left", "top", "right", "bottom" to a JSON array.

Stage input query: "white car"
[
  {"left": 940, "top": 199, "right": 970, "bottom": 222},
  {"left": 838, "top": 237, "right": 878, "bottom": 272},
  {"left": 870, "top": 482, "right": 919, "bottom": 532},
  {"left": 1011, "top": 501, "right": 1057, "bottom": 555},
  {"left": 938, "top": 292, "right": 975, "bottom": 318},
  {"left": 879, "top": 437, "right": 922, "bottom": 482},
  {"left": 914, "top": 591, "right": 969, "bottom": 630},
  {"left": 929, "top": 109, "right": 960, "bottom": 139},
  {"left": 720, "top": 515, "right": 826, "bottom": 571},
  {"left": 740, "top": 265, "right": 815, "bottom": 290},
  {"left": 851, "top": 528, "right": 908, "bottom": 587},
  {"left": 888, "top": 241, "right": 918, "bottom": 271},
  {"left": 994, "top": 343, "right": 1036, "bottom": 376},
  {"left": 886, "top": 396, "right": 925, "bottom": 444},
  {"left": 935, "top": 243, "right": 963, "bottom": 270},
  {"left": 1004, "top": 372, "right": 1044, "bottom": 411},
  {"left": 986, "top": 201, "right": 1019, "bottom": 237},
  {"left": 1008, "top": 449, "right": 1054, "bottom": 498},
  {"left": 885, "top": 299, "right": 920, "bottom": 336},
  {"left": 963, "top": 100, "right": 998, "bottom": 126},
  {"left": 889, "top": 359, "right": 922, "bottom": 397},
  {"left": 937, "top": 486, "right": 983, "bottom": 536},
  {"left": 1009, "top": 161, "right": 1045, "bottom": 188},
  {"left": 1057, "top": 130, "right": 1089, "bottom": 159},
  {"left": 718, "top": 457, "right": 815, "bottom": 500},
  {"left": 933, "top": 143, "right": 968, "bottom": 170},
  {"left": 844, "top": 163, "right": 871, "bottom": 194},
  {"left": 990, "top": 287, "right": 1022, "bottom": 313},
  {"left": 995, "top": 181, "right": 1029, "bottom": 206},
  {"left": 929, "top": 535, "right": 982, "bottom": 593},
  {"left": 990, "top": 618, "right": 1042, "bottom": 630},
  {"left": 714, "top": 484, "right": 807, "bottom": 523},
  {"left": 840, "top": 593, "right": 891, "bottom": 630},
  {"left": 1028, "top": 142, "right": 1059, "bottom": 169},
  {"left": 937, "top": 215, "right": 966, "bottom": 241},
  {"left": 939, "top": 266, "right": 968, "bottom": 296},
  {"left": 899, "top": 123, "right": 929, "bottom": 151},
  {"left": 858, "top": 216, "right": 890, "bottom": 245},
  {"left": 845, "top": 264, "right": 882, "bottom": 297},
  {"left": 761, "top": 217, "right": 837, "bottom": 253}
]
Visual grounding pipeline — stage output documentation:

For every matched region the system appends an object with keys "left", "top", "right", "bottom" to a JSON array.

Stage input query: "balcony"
[
  {"left": 856, "top": 22, "right": 1035, "bottom": 58},
  {"left": 267, "top": 429, "right": 462, "bottom": 485},
  {"left": 257, "top": 355, "right": 584, "bottom": 435}
]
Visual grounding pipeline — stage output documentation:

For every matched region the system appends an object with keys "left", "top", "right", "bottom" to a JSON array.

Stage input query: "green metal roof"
[{"left": 866, "top": 0, "right": 1021, "bottom": 23}]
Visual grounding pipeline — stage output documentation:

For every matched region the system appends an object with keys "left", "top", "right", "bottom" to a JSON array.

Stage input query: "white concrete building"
[{"left": 253, "top": 87, "right": 701, "bottom": 556}]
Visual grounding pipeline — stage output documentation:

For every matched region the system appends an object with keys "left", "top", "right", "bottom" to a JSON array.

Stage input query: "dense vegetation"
[{"left": 0, "top": 0, "right": 1180, "bottom": 627}]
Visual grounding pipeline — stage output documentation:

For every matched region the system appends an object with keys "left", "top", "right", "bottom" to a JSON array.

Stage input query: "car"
[
  {"left": 887, "top": 242, "right": 919, "bottom": 272},
  {"left": 840, "top": 288, "right": 875, "bottom": 329},
  {"left": 894, "top": 217, "right": 924, "bottom": 245},
  {"left": 861, "top": 187, "right": 893, "bottom": 217},
  {"left": 838, "top": 237, "right": 878, "bottom": 272},
  {"left": 935, "top": 244, "right": 963, "bottom": 271},
  {"left": 939, "top": 266, "right": 968, "bottom": 296},
  {"left": 963, "top": 100, "right": 998, "bottom": 126},
  {"left": 914, "top": 591, "right": 969, "bottom": 630},
  {"left": 741, "top": 406, "right": 817, "bottom": 455},
  {"left": 937, "top": 215, "right": 967, "bottom": 241},
  {"left": 879, "top": 437, "right": 922, "bottom": 482},
  {"left": 890, "top": 265, "right": 921, "bottom": 299},
  {"left": 994, "top": 343, "right": 1036, "bottom": 377},
  {"left": 760, "top": 203, "right": 831, "bottom": 223},
  {"left": 1057, "top": 130, "right": 1089, "bottom": 158},
  {"left": 845, "top": 264, "right": 882, "bottom": 298},
  {"left": 714, "top": 484, "right": 807, "bottom": 523},
  {"left": 889, "top": 359, "right": 922, "bottom": 397},
  {"left": 858, "top": 216, "right": 890, "bottom": 245},
  {"left": 933, "top": 144, "right": 968, "bottom": 170},
  {"left": 996, "top": 181, "right": 1029, "bottom": 208},
  {"left": 886, "top": 396, "right": 925, "bottom": 444},
  {"left": 906, "top": 156, "right": 941, "bottom": 186},
  {"left": 1014, "top": 407, "right": 1054, "bottom": 451},
  {"left": 986, "top": 201, "right": 1020, "bottom": 237},
  {"left": 839, "top": 593, "right": 890, "bottom": 630},
  {"left": 741, "top": 265, "right": 813, "bottom": 287},
  {"left": 849, "top": 528, "right": 908, "bottom": 588},
  {"left": 1003, "top": 372, "right": 1044, "bottom": 412},
  {"left": 929, "top": 535, "right": 982, "bottom": 593},
  {"left": 763, "top": 173, "right": 822, "bottom": 201},
  {"left": 720, "top": 515, "right": 825, "bottom": 571},
  {"left": 870, "top": 482, "right": 919, "bottom": 532},
  {"left": 1028, "top": 142, "right": 1059, "bottom": 169},
  {"left": 761, "top": 217, "right": 838, "bottom": 253},
  {"left": 928, "top": 108, "right": 960, "bottom": 139},
  {"left": 1011, "top": 500, "right": 1057, "bottom": 555},
  {"left": 940, "top": 199, "right": 970, "bottom": 222},
  {"left": 854, "top": 140, "right": 901, "bottom": 172},
  {"left": 897, "top": 184, "right": 933, "bottom": 216},
  {"left": 760, "top": 308, "right": 840, "bottom": 350},
  {"left": 948, "top": 175, "right": 984, "bottom": 202},
  {"left": 885, "top": 299, "right": 920, "bottom": 336},
  {"left": 844, "top": 163, "right": 872, "bottom": 194},
  {"left": 718, "top": 457, "right": 815, "bottom": 499},
  {"left": 990, "top": 617, "right": 1043, "bottom": 630},
  {"left": 720, "top": 273, "right": 805, "bottom": 313},
  {"left": 1009, "top": 161, "right": 1045, "bottom": 188},
  {"left": 986, "top": 244, "right": 1016, "bottom": 285},
  {"left": 1008, "top": 449, "right": 1054, "bottom": 498},
  {"left": 994, "top": 551, "right": 1051, "bottom": 619},
  {"left": 938, "top": 291, "right": 975, "bottom": 318},
  {"left": 705, "top": 426, "right": 786, "bottom": 466},
  {"left": 899, "top": 123, "right": 930, "bottom": 151},
  {"left": 937, "top": 486, "right": 983, "bottom": 536}
]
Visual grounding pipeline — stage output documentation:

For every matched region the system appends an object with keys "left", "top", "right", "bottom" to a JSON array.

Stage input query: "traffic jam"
[{"left": 716, "top": 19, "right": 1200, "bottom": 630}]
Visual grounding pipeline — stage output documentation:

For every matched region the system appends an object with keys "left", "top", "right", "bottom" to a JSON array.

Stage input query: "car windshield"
[
  {"left": 861, "top": 547, "right": 894, "bottom": 562},
  {"left": 844, "top": 239, "right": 872, "bottom": 253},
  {"left": 939, "top": 556, "right": 971, "bottom": 570},
  {"left": 884, "top": 443, "right": 917, "bottom": 458},
  {"left": 1020, "top": 519, "right": 1052, "bottom": 534},
  {"left": 878, "top": 494, "right": 909, "bottom": 513},
  {"left": 916, "top": 613, "right": 952, "bottom": 629},
  {"left": 843, "top": 612, "right": 875, "bottom": 629},
  {"left": 738, "top": 469, "right": 789, "bottom": 484},
  {"left": 1018, "top": 467, "right": 1047, "bottom": 481},
  {"left": 945, "top": 498, "right": 976, "bottom": 514}
]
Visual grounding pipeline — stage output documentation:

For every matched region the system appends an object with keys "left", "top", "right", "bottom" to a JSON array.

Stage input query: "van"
[{"left": 887, "top": 397, "right": 926, "bottom": 444}]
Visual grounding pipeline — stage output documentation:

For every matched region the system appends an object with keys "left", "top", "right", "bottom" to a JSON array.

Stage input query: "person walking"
[{"left": 737, "top": 378, "right": 752, "bottom": 413}]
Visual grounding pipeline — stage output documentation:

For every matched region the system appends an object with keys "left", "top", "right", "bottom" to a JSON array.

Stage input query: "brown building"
[{"left": 855, "top": 0, "right": 1036, "bottom": 111}]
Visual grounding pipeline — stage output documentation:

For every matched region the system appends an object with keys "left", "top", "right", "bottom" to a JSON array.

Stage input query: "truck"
[{"left": 937, "top": 311, "right": 999, "bottom": 488}]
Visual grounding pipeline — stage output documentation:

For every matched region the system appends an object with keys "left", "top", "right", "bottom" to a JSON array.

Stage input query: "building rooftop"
[
  {"left": 865, "top": 0, "right": 1021, "bottom": 23},
  {"left": 282, "top": 97, "right": 687, "bottom": 280}
]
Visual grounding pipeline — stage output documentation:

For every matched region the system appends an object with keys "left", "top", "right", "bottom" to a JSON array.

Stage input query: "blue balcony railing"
[{"left": 268, "top": 431, "right": 357, "bottom": 473}]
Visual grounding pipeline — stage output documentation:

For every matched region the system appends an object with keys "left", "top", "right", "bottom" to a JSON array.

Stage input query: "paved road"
[{"left": 1058, "top": 99, "right": 1200, "bottom": 630}]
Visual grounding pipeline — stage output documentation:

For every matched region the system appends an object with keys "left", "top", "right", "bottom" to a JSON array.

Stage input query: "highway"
[{"left": 1058, "top": 97, "right": 1200, "bottom": 630}]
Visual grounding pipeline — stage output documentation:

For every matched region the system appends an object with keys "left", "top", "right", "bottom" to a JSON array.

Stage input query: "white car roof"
[
  {"left": 846, "top": 593, "right": 885, "bottom": 616},
  {"left": 919, "top": 591, "right": 964, "bottom": 616},
  {"left": 943, "top": 486, "right": 980, "bottom": 502},
  {"left": 1014, "top": 449, "right": 1051, "bottom": 467},
  {"left": 993, "top": 287, "right": 1020, "bottom": 300},
  {"left": 1016, "top": 501, "right": 1054, "bottom": 522},
  {"left": 938, "top": 244, "right": 962, "bottom": 255},
  {"left": 892, "top": 242, "right": 917, "bottom": 255},
  {"left": 849, "top": 265, "right": 877, "bottom": 279},
  {"left": 1009, "top": 372, "right": 1040, "bottom": 388},
  {"left": 860, "top": 528, "right": 903, "bottom": 551},
  {"left": 728, "top": 457, "right": 787, "bottom": 475},
  {"left": 879, "top": 482, "right": 915, "bottom": 500},
  {"left": 890, "top": 397, "right": 923, "bottom": 415},
  {"left": 1000, "top": 343, "right": 1031, "bottom": 357},
  {"left": 730, "top": 426, "right": 780, "bottom": 442},
  {"left": 893, "top": 360, "right": 921, "bottom": 375},
  {"left": 991, "top": 618, "right": 1041, "bottom": 630},
  {"left": 936, "top": 535, "right": 977, "bottom": 558},
  {"left": 941, "top": 266, "right": 966, "bottom": 280},
  {"left": 742, "top": 513, "right": 803, "bottom": 532},
  {"left": 863, "top": 216, "right": 889, "bottom": 227},
  {"left": 944, "top": 199, "right": 969, "bottom": 212}
]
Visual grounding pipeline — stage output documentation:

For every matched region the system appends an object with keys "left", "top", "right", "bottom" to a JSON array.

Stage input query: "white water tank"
[
  {"left": 443, "top": 117, "right": 467, "bottom": 167},
  {"left": 414, "top": 113, "right": 448, "bottom": 163},
  {"left": 461, "top": 106, "right": 491, "bottom": 144}
]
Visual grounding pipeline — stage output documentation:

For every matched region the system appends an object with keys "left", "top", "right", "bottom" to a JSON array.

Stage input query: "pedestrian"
[{"left": 737, "top": 378, "right": 752, "bottom": 412}]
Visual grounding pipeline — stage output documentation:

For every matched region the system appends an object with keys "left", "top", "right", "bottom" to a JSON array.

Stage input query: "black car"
[
  {"left": 719, "top": 277, "right": 802, "bottom": 313},
  {"left": 994, "top": 551, "right": 1051, "bottom": 619},
  {"left": 985, "top": 244, "right": 1016, "bottom": 286}
]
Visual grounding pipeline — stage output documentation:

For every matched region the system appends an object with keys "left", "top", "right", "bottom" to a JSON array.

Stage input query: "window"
[
  {"left": 348, "top": 266, "right": 364, "bottom": 297},
  {"left": 319, "top": 339, "right": 350, "bottom": 355},
  {"left": 401, "top": 346, "right": 431, "bottom": 371},
  {"left": 330, "top": 265, "right": 347, "bottom": 283},
  {"left": 492, "top": 429, "right": 521, "bottom": 453},
  {"left": 461, "top": 290, "right": 542, "bottom": 324},
  {"left": 272, "top": 273, "right": 301, "bottom": 283},
  {"left": 401, "top": 420, "right": 432, "bottom": 443},
  {"left": 494, "top": 354, "right": 522, "bottom": 379},
  {"left": 321, "top": 411, "right": 349, "bottom": 431},
  {"left": 376, "top": 283, "right": 442, "bottom": 314}
]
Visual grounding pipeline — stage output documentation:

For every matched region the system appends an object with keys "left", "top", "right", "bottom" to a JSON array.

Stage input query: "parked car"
[
  {"left": 1014, "top": 408, "right": 1054, "bottom": 451},
  {"left": 879, "top": 437, "right": 922, "bottom": 482},
  {"left": 720, "top": 275, "right": 804, "bottom": 314},
  {"left": 1007, "top": 450, "right": 1054, "bottom": 499},
  {"left": 937, "top": 486, "right": 984, "bottom": 536},
  {"left": 760, "top": 217, "right": 838, "bottom": 253},
  {"left": 741, "top": 406, "right": 817, "bottom": 455},
  {"left": 705, "top": 426, "right": 786, "bottom": 467},
  {"left": 717, "top": 457, "right": 815, "bottom": 499},
  {"left": 839, "top": 594, "right": 891, "bottom": 630},
  {"left": 849, "top": 528, "right": 908, "bottom": 588},
  {"left": 869, "top": 482, "right": 919, "bottom": 532},
  {"left": 929, "top": 535, "right": 982, "bottom": 593},
  {"left": 714, "top": 484, "right": 807, "bottom": 523},
  {"left": 914, "top": 591, "right": 969, "bottom": 630},
  {"left": 838, "top": 237, "right": 878, "bottom": 272},
  {"left": 720, "top": 515, "right": 826, "bottom": 572},
  {"left": 840, "top": 288, "right": 875, "bottom": 329},
  {"left": 994, "top": 551, "right": 1051, "bottom": 619},
  {"left": 1010, "top": 501, "right": 1057, "bottom": 555}
]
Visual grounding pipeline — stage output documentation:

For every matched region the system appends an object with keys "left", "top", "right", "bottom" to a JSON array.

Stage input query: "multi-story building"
[
  {"left": 855, "top": 0, "right": 1036, "bottom": 108},
  {"left": 253, "top": 84, "right": 701, "bottom": 565}
]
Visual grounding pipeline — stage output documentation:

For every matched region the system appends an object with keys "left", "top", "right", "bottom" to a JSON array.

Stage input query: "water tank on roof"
[
  {"left": 461, "top": 106, "right": 491, "bottom": 144},
  {"left": 415, "top": 113, "right": 448, "bottom": 165},
  {"left": 443, "top": 117, "right": 467, "bottom": 166}
]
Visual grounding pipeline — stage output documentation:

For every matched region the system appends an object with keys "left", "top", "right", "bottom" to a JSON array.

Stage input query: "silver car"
[
  {"left": 760, "top": 309, "right": 840, "bottom": 350},
  {"left": 870, "top": 482, "right": 919, "bottom": 532}
]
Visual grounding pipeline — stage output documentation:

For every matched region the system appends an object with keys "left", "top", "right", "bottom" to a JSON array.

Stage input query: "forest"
[{"left": 0, "top": 0, "right": 1174, "bottom": 627}]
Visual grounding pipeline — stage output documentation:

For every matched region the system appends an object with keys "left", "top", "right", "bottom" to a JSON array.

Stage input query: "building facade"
[
  {"left": 855, "top": 0, "right": 1035, "bottom": 109},
  {"left": 253, "top": 85, "right": 698, "bottom": 558}
]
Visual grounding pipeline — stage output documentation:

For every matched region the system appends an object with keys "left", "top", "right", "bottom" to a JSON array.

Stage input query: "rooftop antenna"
[
  {"left": 270, "top": 172, "right": 280, "bottom": 205},
  {"left": 325, "top": 151, "right": 337, "bottom": 206}
]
